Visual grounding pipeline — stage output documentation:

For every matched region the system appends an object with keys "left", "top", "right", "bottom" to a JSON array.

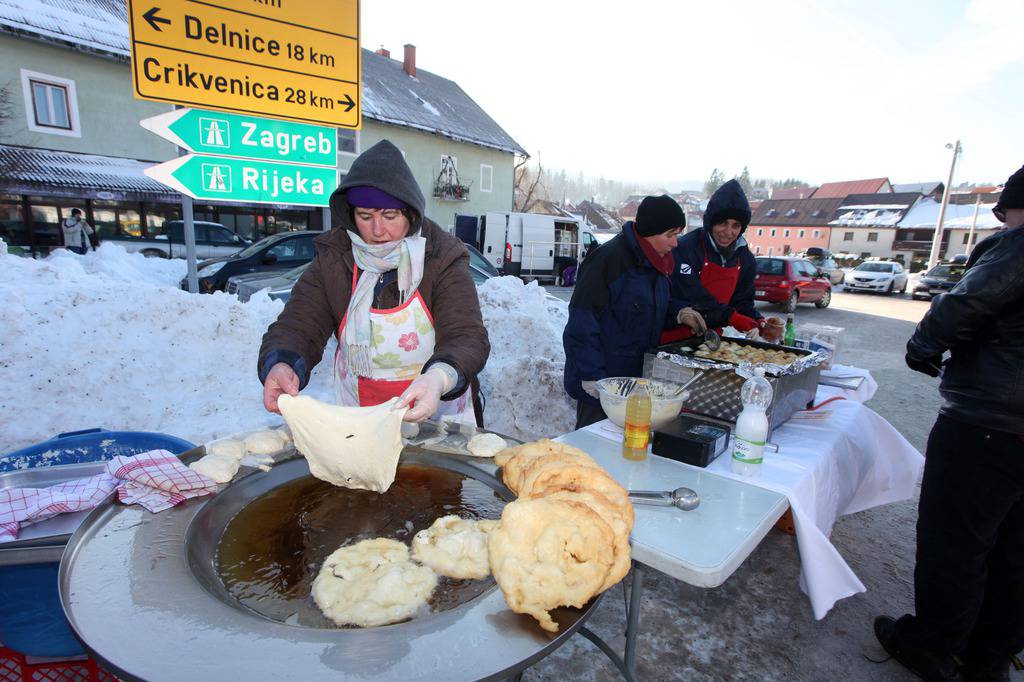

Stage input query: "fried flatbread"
[
  {"left": 311, "top": 538, "right": 437, "bottom": 628},
  {"left": 488, "top": 498, "right": 614, "bottom": 632},
  {"left": 411, "top": 515, "right": 499, "bottom": 580}
]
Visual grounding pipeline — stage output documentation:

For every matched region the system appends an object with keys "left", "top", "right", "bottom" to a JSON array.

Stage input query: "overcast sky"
[{"left": 363, "top": 0, "right": 1023, "bottom": 190}]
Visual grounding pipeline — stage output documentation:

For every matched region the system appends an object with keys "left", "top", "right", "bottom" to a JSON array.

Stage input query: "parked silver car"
[{"left": 842, "top": 261, "right": 909, "bottom": 295}]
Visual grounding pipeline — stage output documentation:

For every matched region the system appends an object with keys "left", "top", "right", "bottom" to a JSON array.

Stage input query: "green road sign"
[
  {"left": 140, "top": 108, "right": 336, "bottom": 166},
  {"left": 145, "top": 154, "right": 335, "bottom": 206}
]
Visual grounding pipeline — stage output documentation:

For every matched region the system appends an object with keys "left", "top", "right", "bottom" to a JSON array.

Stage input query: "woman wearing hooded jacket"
[
  {"left": 258, "top": 139, "right": 489, "bottom": 423},
  {"left": 662, "top": 179, "right": 783, "bottom": 343}
]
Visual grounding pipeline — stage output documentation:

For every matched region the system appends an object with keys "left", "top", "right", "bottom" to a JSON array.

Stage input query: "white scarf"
[{"left": 344, "top": 232, "right": 426, "bottom": 376}]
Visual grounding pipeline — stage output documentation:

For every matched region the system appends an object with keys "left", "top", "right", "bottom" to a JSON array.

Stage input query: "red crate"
[{"left": 0, "top": 647, "right": 118, "bottom": 682}]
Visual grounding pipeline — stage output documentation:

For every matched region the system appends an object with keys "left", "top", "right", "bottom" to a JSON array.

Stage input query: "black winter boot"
[{"left": 875, "top": 615, "right": 963, "bottom": 681}]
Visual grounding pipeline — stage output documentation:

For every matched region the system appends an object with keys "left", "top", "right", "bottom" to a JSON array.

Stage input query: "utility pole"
[
  {"left": 927, "top": 140, "right": 961, "bottom": 269},
  {"left": 966, "top": 194, "right": 981, "bottom": 255}
]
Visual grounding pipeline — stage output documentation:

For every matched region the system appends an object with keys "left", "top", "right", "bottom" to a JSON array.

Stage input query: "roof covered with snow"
[
  {"left": 899, "top": 197, "right": 1003, "bottom": 230},
  {"left": 0, "top": 0, "right": 526, "bottom": 156},
  {"left": 829, "top": 192, "right": 920, "bottom": 227},
  {"left": 361, "top": 51, "right": 526, "bottom": 156},
  {"left": 811, "top": 177, "right": 891, "bottom": 199},
  {"left": 892, "top": 181, "right": 943, "bottom": 196},
  {"left": 0, "top": 143, "right": 175, "bottom": 199}
]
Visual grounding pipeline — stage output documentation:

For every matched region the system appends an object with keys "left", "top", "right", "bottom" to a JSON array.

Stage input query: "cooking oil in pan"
[{"left": 216, "top": 463, "right": 506, "bottom": 627}]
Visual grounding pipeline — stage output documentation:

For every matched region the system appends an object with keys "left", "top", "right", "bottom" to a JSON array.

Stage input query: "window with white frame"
[
  {"left": 480, "top": 164, "right": 493, "bottom": 193},
  {"left": 21, "top": 70, "right": 81, "bottom": 137}
]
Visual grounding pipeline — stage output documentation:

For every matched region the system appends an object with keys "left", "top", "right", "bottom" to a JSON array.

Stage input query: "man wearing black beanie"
[
  {"left": 663, "top": 180, "right": 783, "bottom": 344},
  {"left": 876, "top": 164, "right": 1024, "bottom": 681},
  {"left": 563, "top": 195, "right": 705, "bottom": 428}
]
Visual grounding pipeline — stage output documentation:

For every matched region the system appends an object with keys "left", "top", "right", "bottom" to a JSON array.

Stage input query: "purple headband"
[{"left": 346, "top": 186, "right": 408, "bottom": 210}]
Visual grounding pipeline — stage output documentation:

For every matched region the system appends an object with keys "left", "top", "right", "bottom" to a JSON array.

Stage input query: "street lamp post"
[{"left": 927, "top": 140, "right": 962, "bottom": 269}]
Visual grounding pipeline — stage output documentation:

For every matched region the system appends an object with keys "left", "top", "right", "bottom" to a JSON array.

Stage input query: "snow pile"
[
  {"left": 476, "top": 277, "right": 575, "bottom": 441},
  {"left": 0, "top": 246, "right": 334, "bottom": 453},
  {"left": 0, "top": 250, "right": 578, "bottom": 454}
]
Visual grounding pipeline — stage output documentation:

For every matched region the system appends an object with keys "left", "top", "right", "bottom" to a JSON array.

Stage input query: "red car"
[{"left": 754, "top": 257, "right": 832, "bottom": 312}]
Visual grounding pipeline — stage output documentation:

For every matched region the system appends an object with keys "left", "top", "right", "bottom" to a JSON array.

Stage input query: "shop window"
[
  {"left": 0, "top": 196, "right": 28, "bottom": 247},
  {"left": 93, "top": 201, "right": 143, "bottom": 239},
  {"left": 27, "top": 198, "right": 82, "bottom": 246},
  {"left": 867, "top": 232, "right": 878, "bottom": 242},
  {"left": 480, "top": 164, "right": 493, "bottom": 193},
  {"left": 143, "top": 204, "right": 180, "bottom": 237},
  {"left": 21, "top": 69, "right": 80, "bottom": 137}
]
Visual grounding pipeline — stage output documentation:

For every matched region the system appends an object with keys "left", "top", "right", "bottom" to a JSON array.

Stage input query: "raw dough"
[
  {"left": 275, "top": 425, "right": 293, "bottom": 446},
  {"left": 205, "top": 438, "right": 245, "bottom": 460},
  {"left": 411, "top": 515, "right": 499, "bottom": 580},
  {"left": 311, "top": 538, "right": 438, "bottom": 628},
  {"left": 488, "top": 498, "right": 614, "bottom": 632},
  {"left": 189, "top": 454, "right": 240, "bottom": 484},
  {"left": 466, "top": 433, "right": 507, "bottom": 458},
  {"left": 244, "top": 430, "right": 285, "bottom": 455},
  {"left": 278, "top": 394, "right": 407, "bottom": 492}
]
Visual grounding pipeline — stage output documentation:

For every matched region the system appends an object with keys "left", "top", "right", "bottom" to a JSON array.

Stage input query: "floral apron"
[{"left": 334, "top": 267, "right": 473, "bottom": 423}]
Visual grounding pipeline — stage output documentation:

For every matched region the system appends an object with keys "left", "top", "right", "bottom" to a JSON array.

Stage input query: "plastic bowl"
[{"left": 596, "top": 377, "right": 689, "bottom": 431}]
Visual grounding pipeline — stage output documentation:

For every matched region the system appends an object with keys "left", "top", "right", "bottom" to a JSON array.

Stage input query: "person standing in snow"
[
  {"left": 662, "top": 180, "right": 783, "bottom": 343},
  {"left": 258, "top": 139, "right": 489, "bottom": 424},
  {"left": 563, "top": 195, "right": 705, "bottom": 428},
  {"left": 875, "top": 164, "right": 1024, "bottom": 682},
  {"left": 61, "top": 208, "right": 94, "bottom": 255}
]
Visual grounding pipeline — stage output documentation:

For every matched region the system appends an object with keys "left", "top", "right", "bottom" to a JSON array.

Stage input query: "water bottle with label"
[{"left": 732, "top": 367, "right": 773, "bottom": 476}]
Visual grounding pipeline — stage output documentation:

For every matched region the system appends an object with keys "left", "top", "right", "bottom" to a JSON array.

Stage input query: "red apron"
[{"left": 660, "top": 241, "right": 741, "bottom": 344}]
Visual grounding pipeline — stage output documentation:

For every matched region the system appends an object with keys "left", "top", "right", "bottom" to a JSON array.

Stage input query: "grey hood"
[{"left": 328, "top": 139, "right": 427, "bottom": 234}]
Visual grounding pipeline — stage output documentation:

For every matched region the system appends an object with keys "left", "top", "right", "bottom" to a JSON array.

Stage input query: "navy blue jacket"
[
  {"left": 669, "top": 229, "right": 761, "bottom": 329},
  {"left": 563, "top": 224, "right": 685, "bottom": 405}
]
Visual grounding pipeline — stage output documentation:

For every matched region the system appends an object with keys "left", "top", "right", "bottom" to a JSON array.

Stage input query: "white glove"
[
  {"left": 581, "top": 380, "right": 600, "bottom": 399},
  {"left": 676, "top": 307, "right": 707, "bottom": 335},
  {"left": 395, "top": 364, "right": 455, "bottom": 422}
]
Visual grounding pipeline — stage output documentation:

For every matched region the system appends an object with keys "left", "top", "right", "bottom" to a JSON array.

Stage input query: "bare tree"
[{"left": 513, "top": 154, "right": 546, "bottom": 212}]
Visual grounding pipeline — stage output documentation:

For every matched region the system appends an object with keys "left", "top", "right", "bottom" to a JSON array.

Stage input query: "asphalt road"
[{"left": 527, "top": 285, "right": 1014, "bottom": 681}]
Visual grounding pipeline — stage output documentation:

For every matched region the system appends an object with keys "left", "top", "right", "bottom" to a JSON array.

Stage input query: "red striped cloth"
[{"left": 0, "top": 450, "right": 217, "bottom": 542}]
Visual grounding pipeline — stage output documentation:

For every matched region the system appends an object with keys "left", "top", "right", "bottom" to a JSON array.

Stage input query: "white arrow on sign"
[
  {"left": 143, "top": 155, "right": 193, "bottom": 197},
  {"left": 139, "top": 109, "right": 192, "bottom": 151}
]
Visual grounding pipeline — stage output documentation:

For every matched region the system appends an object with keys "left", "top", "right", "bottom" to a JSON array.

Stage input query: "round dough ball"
[
  {"left": 466, "top": 433, "right": 507, "bottom": 458},
  {"left": 205, "top": 438, "right": 245, "bottom": 460},
  {"left": 189, "top": 453, "right": 239, "bottom": 484},
  {"left": 411, "top": 515, "right": 499, "bottom": 580},
  {"left": 312, "top": 538, "right": 438, "bottom": 628},
  {"left": 244, "top": 430, "right": 285, "bottom": 455},
  {"left": 275, "top": 426, "right": 293, "bottom": 446}
]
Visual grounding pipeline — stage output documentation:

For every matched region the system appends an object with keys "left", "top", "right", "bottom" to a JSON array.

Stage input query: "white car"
[{"left": 842, "top": 261, "right": 908, "bottom": 295}]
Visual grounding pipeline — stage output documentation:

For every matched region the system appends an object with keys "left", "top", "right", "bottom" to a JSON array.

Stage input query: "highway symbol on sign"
[
  {"left": 127, "top": 0, "right": 360, "bottom": 128},
  {"left": 145, "top": 154, "right": 336, "bottom": 206},
  {"left": 140, "top": 108, "right": 336, "bottom": 167}
]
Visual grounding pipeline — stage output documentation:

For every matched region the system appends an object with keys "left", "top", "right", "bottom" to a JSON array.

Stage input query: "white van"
[{"left": 475, "top": 212, "right": 597, "bottom": 283}]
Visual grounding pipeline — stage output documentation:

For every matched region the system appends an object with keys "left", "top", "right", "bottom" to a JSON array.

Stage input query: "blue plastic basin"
[{"left": 0, "top": 428, "right": 196, "bottom": 657}]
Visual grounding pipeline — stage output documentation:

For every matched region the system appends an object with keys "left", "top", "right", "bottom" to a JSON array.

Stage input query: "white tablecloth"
[{"left": 584, "top": 366, "right": 922, "bottom": 619}]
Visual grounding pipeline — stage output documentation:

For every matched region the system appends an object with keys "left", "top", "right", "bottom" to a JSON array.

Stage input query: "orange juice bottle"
[{"left": 622, "top": 380, "right": 652, "bottom": 461}]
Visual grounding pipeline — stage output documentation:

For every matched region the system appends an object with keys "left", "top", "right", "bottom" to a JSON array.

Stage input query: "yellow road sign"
[{"left": 128, "top": 0, "right": 360, "bottom": 128}]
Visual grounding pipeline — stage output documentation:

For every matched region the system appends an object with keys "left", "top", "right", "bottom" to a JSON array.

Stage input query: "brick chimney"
[
  {"left": 375, "top": 46, "right": 390, "bottom": 58},
  {"left": 403, "top": 44, "right": 416, "bottom": 77}
]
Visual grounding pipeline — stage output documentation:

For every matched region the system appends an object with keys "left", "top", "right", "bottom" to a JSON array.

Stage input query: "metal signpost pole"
[
  {"left": 966, "top": 194, "right": 981, "bottom": 255},
  {"left": 182, "top": 194, "right": 199, "bottom": 292},
  {"left": 927, "top": 140, "right": 961, "bottom": 270}
]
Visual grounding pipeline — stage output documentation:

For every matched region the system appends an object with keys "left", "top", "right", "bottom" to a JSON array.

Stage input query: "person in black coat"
[
  {"left": 563, "top": 195, "right": 705, "bottom": 429},
  {"left": 663, "top": 180, "right": 783, "bottom": 343},
  {"left": 875, "top": 164, "right": 1024, "bottom": 682}
]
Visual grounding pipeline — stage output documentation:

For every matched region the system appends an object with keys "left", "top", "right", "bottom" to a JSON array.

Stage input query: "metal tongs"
[
  {"left": 703, "top": 329, "right": 722, "bottom": 351},
  {"left": 628, "top": 486, "right": 701, "bottom": 511}
]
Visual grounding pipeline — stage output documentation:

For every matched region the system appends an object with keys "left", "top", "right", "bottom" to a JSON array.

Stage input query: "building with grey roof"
[{"left": 0, "top": 0, "right": 525, "bottom": 253}]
